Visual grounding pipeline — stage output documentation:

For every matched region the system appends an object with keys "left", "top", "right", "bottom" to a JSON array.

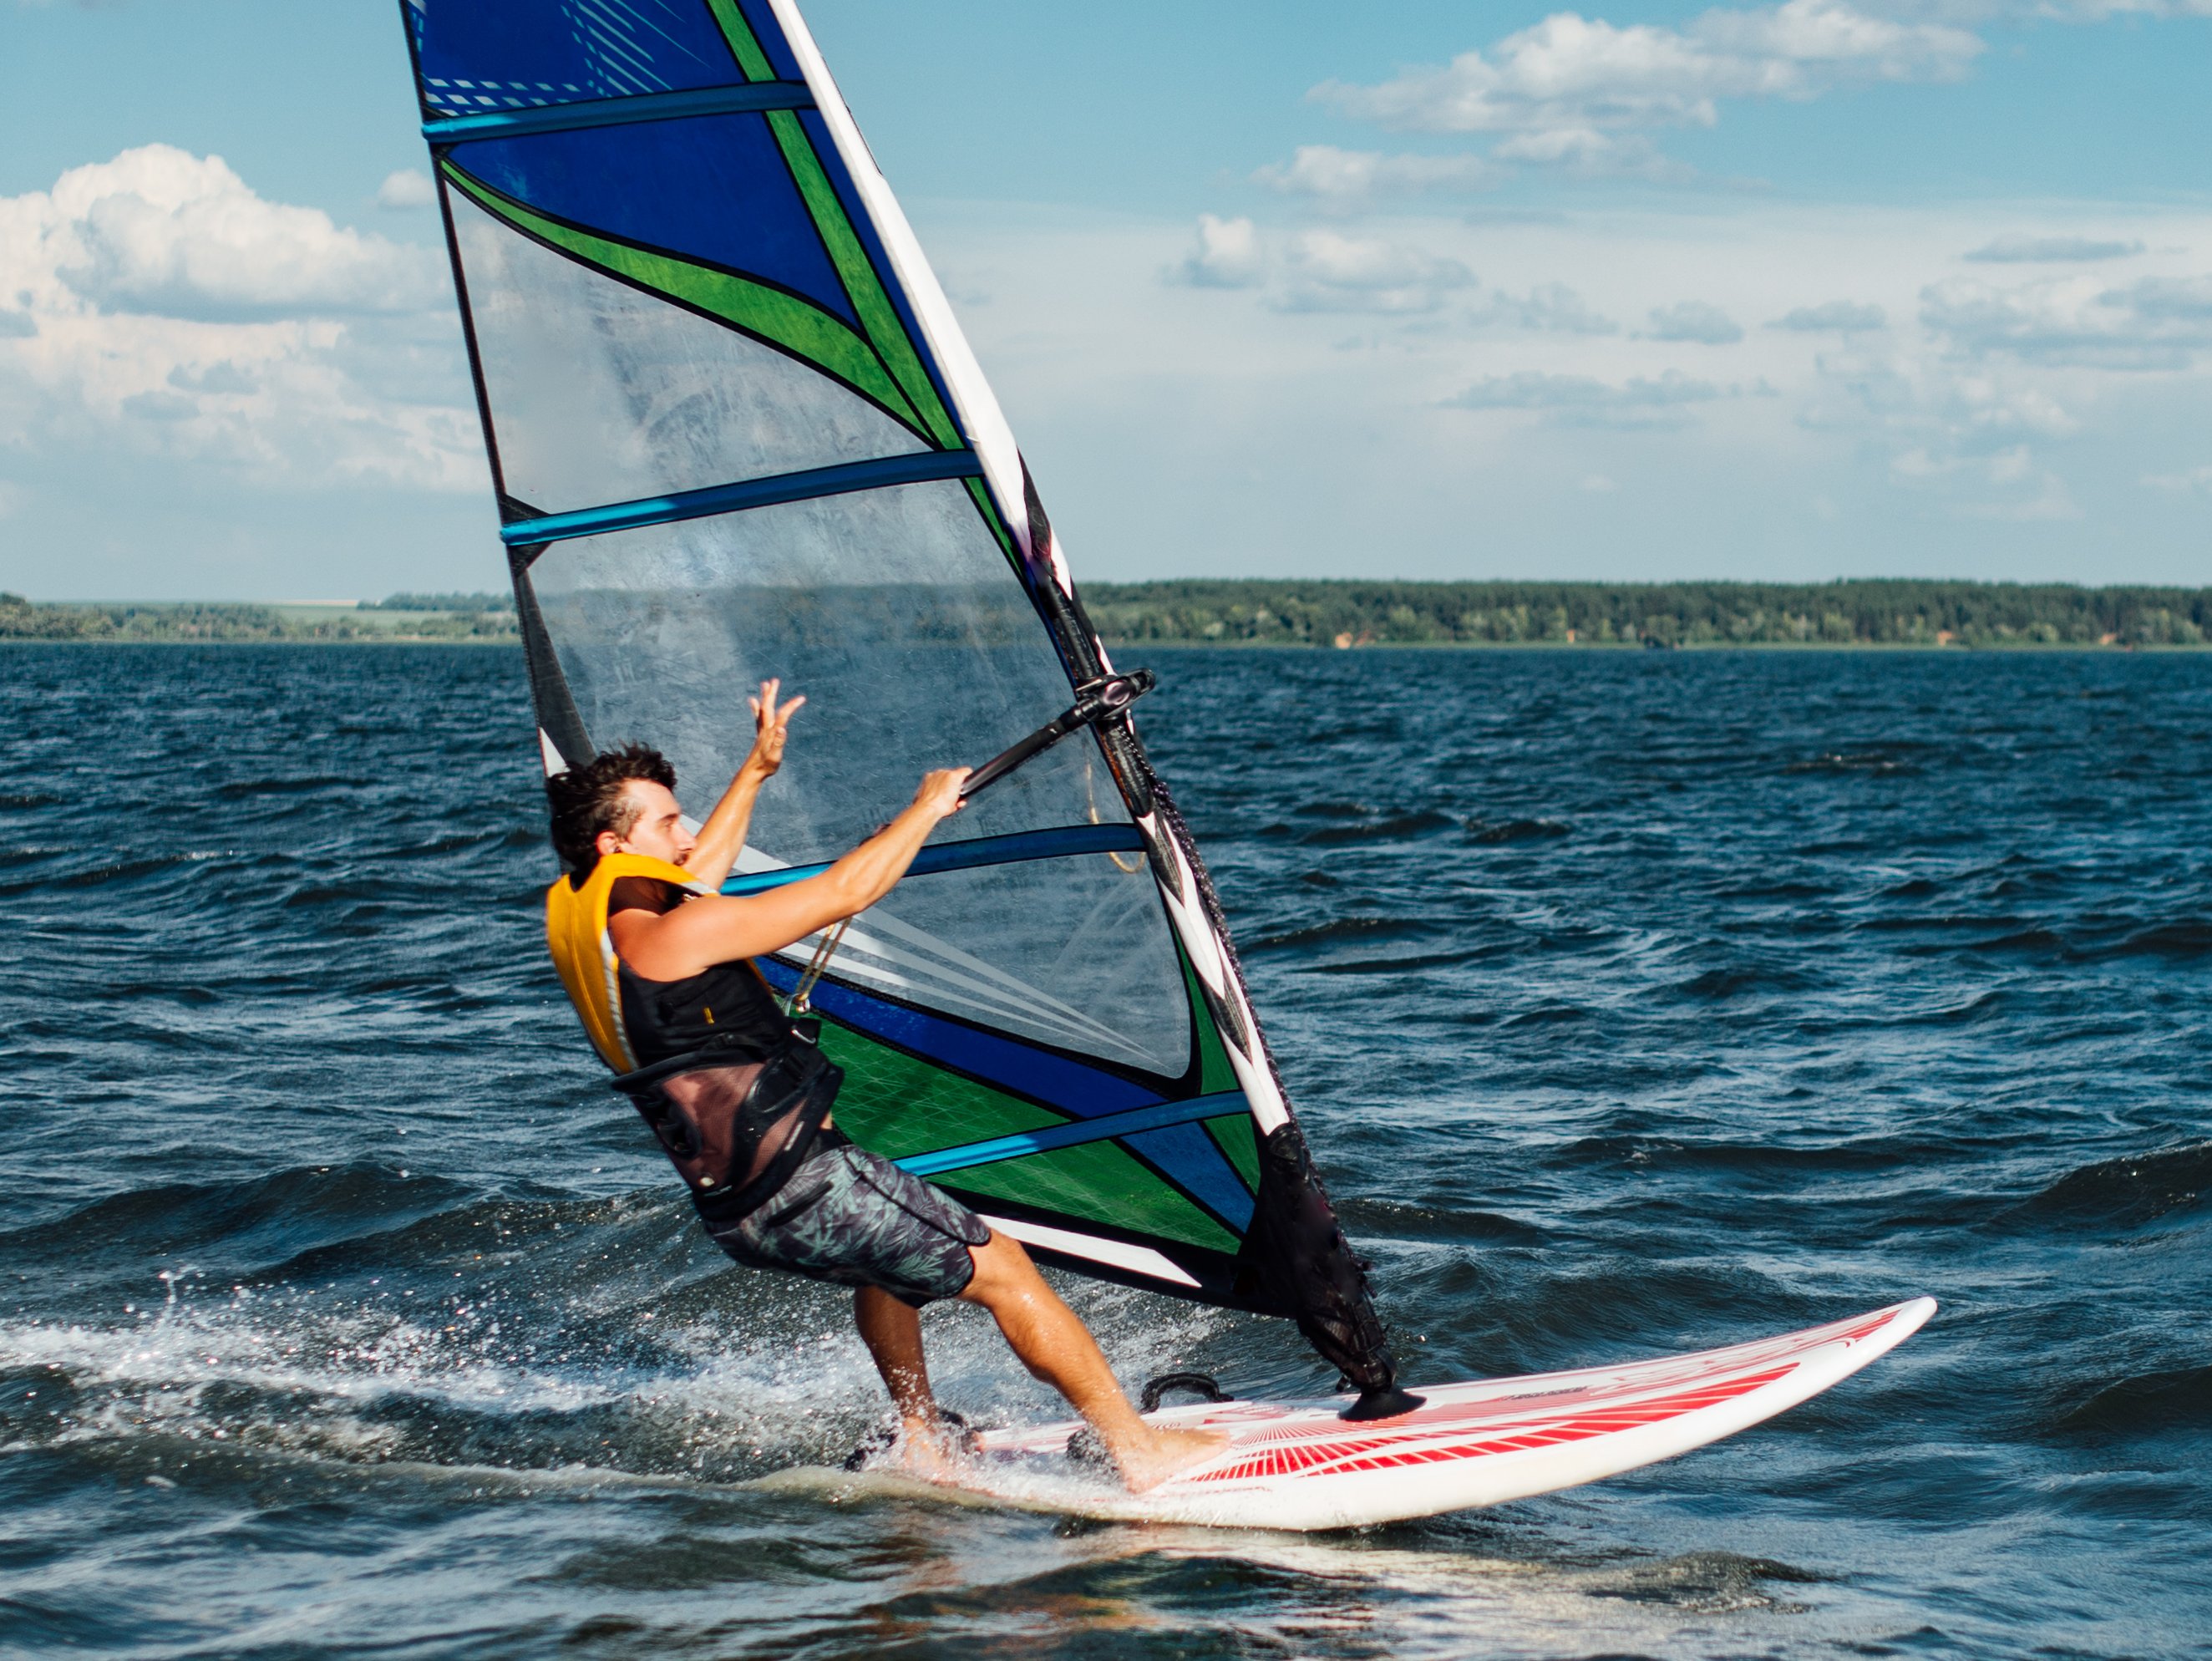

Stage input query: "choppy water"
[{"left": 3, "top": 643, "right": 2208, "bottom": 1660}]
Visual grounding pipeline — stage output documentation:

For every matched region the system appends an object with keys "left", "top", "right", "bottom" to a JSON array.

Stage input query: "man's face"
[{"left": 598, "top": 779, "right": 694, "bottom": 867}]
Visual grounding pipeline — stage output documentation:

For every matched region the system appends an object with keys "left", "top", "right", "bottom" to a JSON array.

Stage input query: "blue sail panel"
[
  {"left": 718, "top": 0, "right": 808, "bottom": 81},
  {"left": 753, "top": 957, "right": 1165, "bottom": 1115},
  {"left": 448, "top": 115, "right": 859, "bottom": 325},
  {"left": 408, "top": 0, "right": 747, "bottom": 115}
]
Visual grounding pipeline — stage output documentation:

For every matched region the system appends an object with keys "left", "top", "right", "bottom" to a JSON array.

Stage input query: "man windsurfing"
[{"left": 542, "top": 681, "right": 1224, "bottom": 1492}]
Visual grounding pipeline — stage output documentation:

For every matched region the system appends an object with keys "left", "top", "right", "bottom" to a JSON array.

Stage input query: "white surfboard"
[{"left": 884, "top": 1298, "right": 1933, "bottom": 1531}]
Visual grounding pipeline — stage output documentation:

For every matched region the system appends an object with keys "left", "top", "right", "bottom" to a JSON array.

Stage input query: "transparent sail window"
[
  {"left": 529, "top": 480, "right": 1192, "bottom": 1073},
  {"left": 450, "top": 192, "right": 925, "bottom": 513}
]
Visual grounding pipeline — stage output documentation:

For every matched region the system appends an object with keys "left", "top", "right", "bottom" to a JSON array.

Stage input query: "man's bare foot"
[
  {"left": 1114, "top": 1425, "right": 1230, "bottom": 1494},
  {"left": 893, "top": 1413, "right": 974, "bottom": 1484}
]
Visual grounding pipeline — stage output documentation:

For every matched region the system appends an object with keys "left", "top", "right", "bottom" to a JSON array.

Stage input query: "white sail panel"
[
  {"left": 526, "top": 482, "right": 1112, "bottom": 854},
  {"left": 450, "top": 192, "right": 928, "bottom": 513}
]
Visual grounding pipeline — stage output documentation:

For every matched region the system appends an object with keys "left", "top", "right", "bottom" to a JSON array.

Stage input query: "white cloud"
[
  {"left": 1955, "top": 468, "right": 2081, "bottom": 520},
  {"left": 1487, "top": 281, "right": 1621, "bottom": 334},
  {"left": 45, "top": 146, "right": 442, "bottom": 319},
  {"left": 168, "top": 359, "right": 257, "bottom": 394},
  {"left": 1170, "top": 218, "right": 1475, "bottom": 313},
  {"left": 931, "top": 198, "right": 2212, "bottom": 585},
  {"left": 2141, "top": 465, "right": 2212, "bottom": 492},
  {"left": 1803, "top": 349, "right": 2078, "bottom": 449},
  {"left": 1169, "top": 213, "right": 1266, "bottom": 288},
  {"left": 1487, "top": 127, "right": 1684, "bottom": 179},
  {"left": 1646, "top": 300, "right": 1744, "bottom": 342},
  {"left": 1264, "top": 1, "right": 2211, "bottom": 199},
  {"left": 377, "top": 169, "right": 437, "bottom": 211},
  {"left": 1773, "top": 299, "right": 1886, "bottom": 331},
  {"left": 2126, "top": 276, "right": 2212, "bottom": 322},
  {"left": 2044, "top": 0, "right": 2212, "bottom": 17},
  {"left": 1446, "top": 368, "right": 1728, "bottom": 424},
  {"left": 120, "top": 389, "right": 195, "bottom": 422},
  {"left": 1798, "top": 342, "right": 2085, "bottom": 521},
  {"left": 1254, "top": 146, "right": 1499, "bottom": 204},
  {"left": 1920, "top": 272, "right": 2212, "bottom": 369},
  {"left": 1278, "top": 230, "right": 1476, "bottom": 314},
  {"left": 1966, "top": 233, "right": 2144, "bottom": 263},
  {"left": 0, "top": 145, "right": 479, "bottom": 492},
  {"left": 1315, "top": 0, "right": 1982, "bottom": 174}
]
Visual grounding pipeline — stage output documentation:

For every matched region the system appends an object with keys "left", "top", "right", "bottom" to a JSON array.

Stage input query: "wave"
[
  {"left": 1459, "top": 1256, "right": 1824, "bottom": 1373},
  {"left": 1580, "top": 1550, "right": 1826, "bottom": 1614},
  {"left": 1306, "top": 947, "right": 1503, "bottom": 976},
  {"left": 1544, "top": 1134, "right": 1962, "bottom": 1177},
  {"left": 2050, "top": 1364, "right": 2212, "bottom": 1440},
  {"left": 1872, "top": 917, "right": 2212, "bottom": 965},
  {"left": 0, "top": 1164, "right": 480, "bottom": 1291},
  {"left": 1244, "top": 917, "right": 1440, "bottom": 954},
  {"left": 1658, "top": 963, "right": 1812, "bottom": 1000},
  {"left": 214, "top": 776, "right": 374, "bottom": 798},
  {"left": 1467, "top": 817, "right": 1571, "bottom": 845},
  {"left": 1504, "top": 1004, "right": 1587, "bottom": 1027},
  {"left": 0, "top": 855, "right": 201, "bottom": 896},
  {"left": 1299, "top": 811, "right": 1457, "bottom": 846},
  {"left": 0, "top": 1288, "right": 890, "bottom": 1484},
  {"left": 1783, "top": 751, "right": 1922, "bottom": 776},
  {"left": 0, "top": 1242, "right": 1225, "bottom": 1491},
  {"left": 2001, "top": 1142, "right": 2212, "bottom": 1234},
  {"left": 2096, "top": 920, "right": 2212, "bottom": 962},
  {"left": 1954, "top": 927, "right": 2070, "bottom": 957}
]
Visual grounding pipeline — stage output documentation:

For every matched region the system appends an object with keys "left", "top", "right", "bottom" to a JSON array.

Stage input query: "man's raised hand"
[{"left": 744, "top": 678, "right": 806, "bottom": 778}]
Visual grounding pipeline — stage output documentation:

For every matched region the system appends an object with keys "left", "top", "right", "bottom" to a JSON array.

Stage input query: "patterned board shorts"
[{"left": 705, "top": 1136, "right": 993, "bottom": 1308}]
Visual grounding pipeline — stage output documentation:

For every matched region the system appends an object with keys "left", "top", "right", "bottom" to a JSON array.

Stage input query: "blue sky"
[{"left": 2, "top": 0, "right": 2209, "bottom": 597}]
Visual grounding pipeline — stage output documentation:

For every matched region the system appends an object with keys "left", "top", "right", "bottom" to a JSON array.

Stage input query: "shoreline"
[
  {"left": 8, "top": 577, "right": 2209, "bottom": 652},
  {"left": 7, "top": 637, "right": 2209, "bottom": 653},
  {"left": 0, "top": 634, "right": 520, "bottom": 648}
]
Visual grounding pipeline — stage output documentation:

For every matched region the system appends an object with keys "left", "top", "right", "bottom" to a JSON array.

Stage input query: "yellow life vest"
[{"left": 544, "top": 852, "right": 706, "bottom": 1074}]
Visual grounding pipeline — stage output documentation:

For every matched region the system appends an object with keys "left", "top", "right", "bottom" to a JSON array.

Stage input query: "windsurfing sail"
[{"left": 398, "top": 0, "right": 1407, "bottom": 1409}]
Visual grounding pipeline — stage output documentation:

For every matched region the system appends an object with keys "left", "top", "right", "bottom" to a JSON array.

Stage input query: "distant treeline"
[
  {"left": 1079, "top": 580, "right": 2212, "bottom": 648},
  {"left": 8, "top": 582, "right": 2209, "bottom": 648},
  {"left": 0, "top": 593, "right": 517, "bottom": 643},
  {"left": 369, "top": 592, "right": 514, "bottom": 612}
]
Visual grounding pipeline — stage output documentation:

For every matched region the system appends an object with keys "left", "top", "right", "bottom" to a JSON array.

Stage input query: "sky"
[{"left": 1, "top": 0, "right": 2209, "bottom": 599}]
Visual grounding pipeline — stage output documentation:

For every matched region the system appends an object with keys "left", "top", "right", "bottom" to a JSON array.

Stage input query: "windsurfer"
[{"left": 541, "top": 683, "right": 1225, "bottom": 1492}]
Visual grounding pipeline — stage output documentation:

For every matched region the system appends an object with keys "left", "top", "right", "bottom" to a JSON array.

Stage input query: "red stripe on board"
[{"left": 1189, "top": 1364, "right": 1796, "bottom": 1486}]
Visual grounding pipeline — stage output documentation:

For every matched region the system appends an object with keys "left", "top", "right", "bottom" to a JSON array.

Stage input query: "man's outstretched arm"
[
  {"left": 616, "top": 768, "right": 969, "bottom": 981},
  {"left": 682, "top": 680, "right": 805, "bottom": 891}
]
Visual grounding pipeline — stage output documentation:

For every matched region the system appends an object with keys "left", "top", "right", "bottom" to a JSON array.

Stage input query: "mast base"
[{"left": 1341, "top": 1385, "right": 1427, "bottom": 1422}]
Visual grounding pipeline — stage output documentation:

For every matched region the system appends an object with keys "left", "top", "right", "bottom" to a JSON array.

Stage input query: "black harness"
[{"left": 611, "top": 1019, "right": 844, "bottom": 1226}]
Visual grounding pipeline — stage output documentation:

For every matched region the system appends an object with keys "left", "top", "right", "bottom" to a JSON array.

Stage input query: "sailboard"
[
  {"left": 805, "top": 1298, "right": 1936, "bottom": 1530},
  {"left": 398, "top": 0, "right": 1930, "bottom": 1514}
]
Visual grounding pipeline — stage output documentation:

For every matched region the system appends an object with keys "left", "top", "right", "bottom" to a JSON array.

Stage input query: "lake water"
[{"left": 2, "top": 643, "right": 2206, "bottom": 1659}]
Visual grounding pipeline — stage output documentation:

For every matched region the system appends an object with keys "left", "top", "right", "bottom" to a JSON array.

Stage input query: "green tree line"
[
  {"left": 0, "top": 594, "right": 517, "bottom": 643},
  {"left": 1078, "top": 580, "right": 2212, "bottom": 648},
  {"left": 8, "top": 581, "right": 2209, "bottom": 648}
]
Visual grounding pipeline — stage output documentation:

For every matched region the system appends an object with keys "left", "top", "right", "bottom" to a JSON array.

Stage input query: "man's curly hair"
[{"left": 545, "top": 743, "right": 677, "bottom": 873}]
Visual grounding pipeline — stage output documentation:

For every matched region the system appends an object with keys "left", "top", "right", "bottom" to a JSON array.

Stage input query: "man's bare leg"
[
  {"left": 958, "top": 1232, "right": 1227, "bottom": 1492},
  {"left": 852, "top": 1286, "right": 961, "bottom": 1478}
]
